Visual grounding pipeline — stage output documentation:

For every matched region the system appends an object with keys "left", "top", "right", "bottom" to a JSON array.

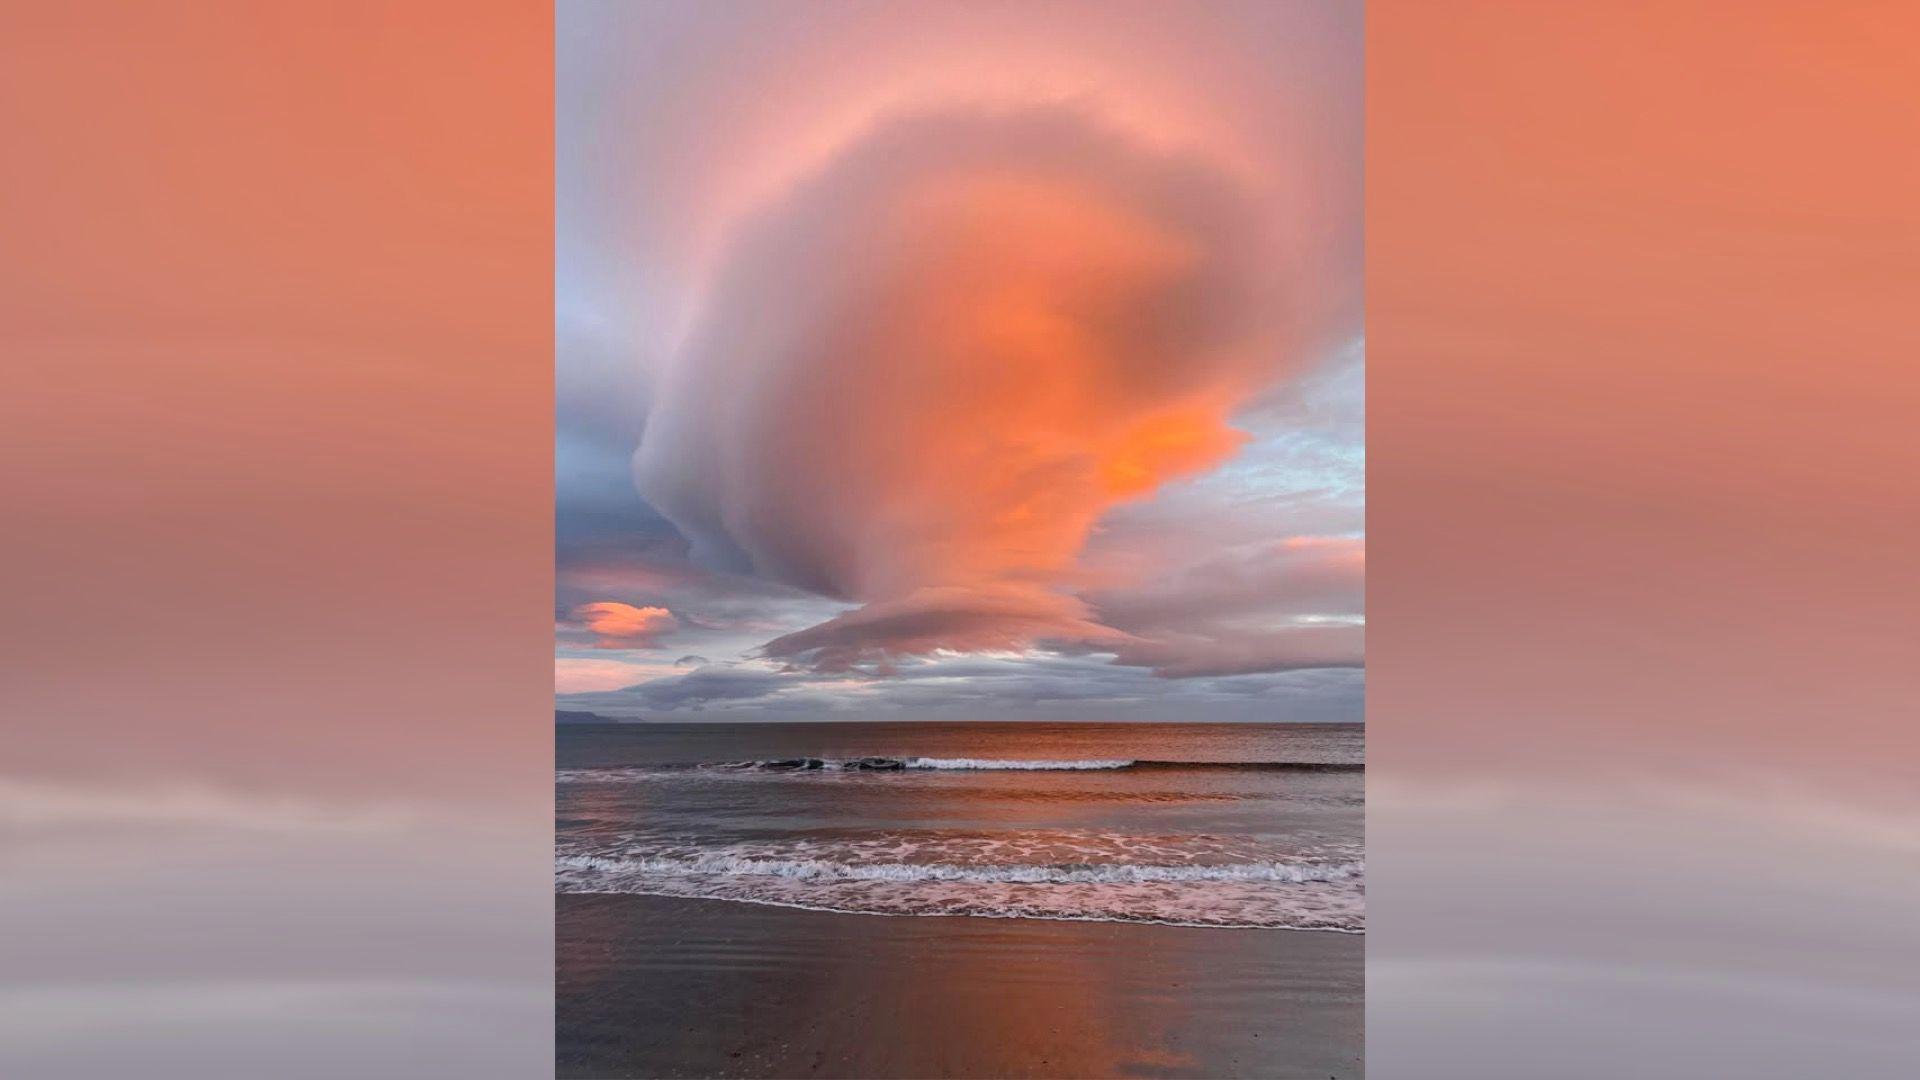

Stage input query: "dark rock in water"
[
  {"left": 838, "top": 756, "right": 906, "bottom": 770},
  {"left": 759, "top": 758, "right": 826, "bottom": 770}
]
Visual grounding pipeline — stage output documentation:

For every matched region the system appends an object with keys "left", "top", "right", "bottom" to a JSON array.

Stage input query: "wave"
[
  {"left": 557, "top": 852, "right": 1362, "bottom": 885},
  {"left": 555, "top": 845, "right": 1365, "bottom": 931},
  {"left": 555, "top": 760, "right": 1360, "bottom": 784},
  {"left": 904, "top": 757, "right": 1135, "bottom": 770},
  {"left": 702, "top": 756, "right": 1133, "bottom": 772},
  {"left": 688, "top": 757, "right": 1361, "bottom": 773}
]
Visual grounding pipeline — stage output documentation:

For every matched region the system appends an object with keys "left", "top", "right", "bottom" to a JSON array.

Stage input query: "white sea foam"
[
  {"left": 555, "top": 835, "right": 1365, "bottom": 932},
  {"left": 558, "top": 852, "right": 1362, "bottom": 885}
]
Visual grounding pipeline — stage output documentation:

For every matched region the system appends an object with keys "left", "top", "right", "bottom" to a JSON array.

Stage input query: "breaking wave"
[
  {"left": 557, "top": 759, "right": 1360, "bottom": 782},
  {"left": 557, "top": 852, "right": 1362, "bottom": 885},
  {"left": 902, "top": 757, "right": 1135, "bottom": 770}
]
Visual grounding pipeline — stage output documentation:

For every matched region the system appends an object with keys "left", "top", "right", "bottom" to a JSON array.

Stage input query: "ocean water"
[{"left": 556, "top": 721, "right": 1363, "bottom": 932}]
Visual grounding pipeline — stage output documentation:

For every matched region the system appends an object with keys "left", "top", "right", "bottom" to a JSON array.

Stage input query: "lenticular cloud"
[{"left": 636, "top": 105, "right": 1301, "bottom": 671}]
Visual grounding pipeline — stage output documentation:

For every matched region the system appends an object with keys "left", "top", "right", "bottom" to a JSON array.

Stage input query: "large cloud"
[{"left": 635, "top": 105, "right": 1306, "bottom": 671}]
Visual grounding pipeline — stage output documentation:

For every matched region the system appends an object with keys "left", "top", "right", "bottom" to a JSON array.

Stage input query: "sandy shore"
[{"left": 558, "top": 894, "right": 1361, "bottom": 1079}]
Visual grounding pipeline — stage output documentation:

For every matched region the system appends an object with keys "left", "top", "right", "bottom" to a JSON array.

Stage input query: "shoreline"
[{"left": 558, "top": 886, "right": 1365, "bottom": 934}]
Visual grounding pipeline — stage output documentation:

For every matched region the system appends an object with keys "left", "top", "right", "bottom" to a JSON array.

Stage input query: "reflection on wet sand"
[{"left": 557, "top": 894, "right": 1362, "bottom": 1079}]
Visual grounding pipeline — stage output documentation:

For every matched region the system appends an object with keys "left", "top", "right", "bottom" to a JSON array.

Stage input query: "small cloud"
[{"left": 571, "top": 601, "right": 677, "bottom": 649}]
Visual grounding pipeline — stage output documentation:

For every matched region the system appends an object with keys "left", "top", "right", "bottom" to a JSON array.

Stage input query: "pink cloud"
[
  {"left": 637, "top": 105, "right": 1309, "bottom": 671},
  {"left": 571, "top": 601, "right": 678, "bottom": 649},
  {"left": 1109, "top": 625, "right": 1363, "bottom": 679}
]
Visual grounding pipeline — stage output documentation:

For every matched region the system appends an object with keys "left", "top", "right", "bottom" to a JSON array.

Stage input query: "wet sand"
[{"left": 558, "top": 894, "right": 1361, "bottom": 1079}]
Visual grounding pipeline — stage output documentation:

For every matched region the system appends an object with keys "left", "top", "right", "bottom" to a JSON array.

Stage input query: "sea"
[{"left": 556, "top": 720, "right": 1363, "bottom": 933}]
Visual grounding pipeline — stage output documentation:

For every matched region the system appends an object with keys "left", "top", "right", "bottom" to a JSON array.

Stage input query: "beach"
[
  {"left": 557, "top": 894, "right": 1362, "bottom": 1079},
  {"left": 557, "top": 721, "right": 1363, "bottom": 1077}
]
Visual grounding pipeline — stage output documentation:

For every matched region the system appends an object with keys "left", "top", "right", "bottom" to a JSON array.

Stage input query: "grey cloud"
[
  {"left": 616, "top": 666, "right": 796, "bottom": 710},
  {"left": 562, "top": 650, "right": 1361, "bottom": 722},
  {"left": 1109, "top": 626, "right": 1364, "bottom": 679}
]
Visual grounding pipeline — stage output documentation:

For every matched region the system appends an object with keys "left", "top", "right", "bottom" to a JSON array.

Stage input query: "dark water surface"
[{"left": 558, "top": 722, "right": 1363, "bottom": 931}]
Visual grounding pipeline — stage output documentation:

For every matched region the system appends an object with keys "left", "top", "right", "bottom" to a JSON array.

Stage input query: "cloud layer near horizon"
[
  {"left": 635, "top": 106, "right": 1310, "bottom": 673},
  {"left": 559, "top": 652, "right": 1363, "bottom": 724}
]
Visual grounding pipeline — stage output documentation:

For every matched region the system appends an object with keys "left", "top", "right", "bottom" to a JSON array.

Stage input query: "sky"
[{"left": 555, "top": 1, "right": 1362, "bottom": 721}]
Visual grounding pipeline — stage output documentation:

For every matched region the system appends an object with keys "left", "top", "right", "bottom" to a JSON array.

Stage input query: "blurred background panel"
[
  {"left": 1369, "top": 2, "right": 1920, "bottom": 1076},
  {"left": 0, "top": 3, "right": 553, "bottom": 1077}
]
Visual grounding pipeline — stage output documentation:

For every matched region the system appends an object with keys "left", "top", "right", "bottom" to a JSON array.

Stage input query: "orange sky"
[
  {"left": 1370, "top": 7, "right": 1920, "bottom": 1069},
  {"left": 1371, "top": 0, "right": 1920, "bottom": 783},
  {"left": 1, "top": 2, "right": 552, "bottom": 801},
  {"left": 561, "top": 2, "right": 1365, "bottom": 709}
]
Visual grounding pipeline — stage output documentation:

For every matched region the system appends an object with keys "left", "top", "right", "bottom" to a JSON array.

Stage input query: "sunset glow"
[{"left": 556, "top": 1, "right": 1361, "bottom": 720}]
